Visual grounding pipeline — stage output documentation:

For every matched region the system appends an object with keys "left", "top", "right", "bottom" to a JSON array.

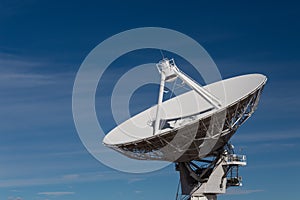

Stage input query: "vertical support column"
[{"left": 154, "top": 72, "right": 166, "bottom": 135}]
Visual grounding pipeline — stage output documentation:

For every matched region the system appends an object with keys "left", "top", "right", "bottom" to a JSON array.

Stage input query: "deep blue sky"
[{"left": 0, "top": 1, "right": 299, "bottom": 200}]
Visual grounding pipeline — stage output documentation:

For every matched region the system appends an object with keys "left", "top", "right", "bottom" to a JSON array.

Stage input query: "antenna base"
[{"left": 175, "top": 146, "right": 246, "bottom": 200}]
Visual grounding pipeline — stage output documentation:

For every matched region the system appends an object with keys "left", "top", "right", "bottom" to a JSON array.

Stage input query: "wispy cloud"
[
  {"left": 0, "top": 52, "right": 41, "bottom": 69},
  {"left": 0, "top": 52, "right": 74, "bottom": 89},
  {"left": 0, "top": 54, "right": 74, "bottom": 136},
  {"left": 233, "top": 130, "right": 300, "bottom": 143},
  {"left": 134, "top": 190, "right": 143, "bottom": 194},
  {"left": 0, "top": 171, "right": 103, "bottom": 188},
  {"left": 226, "top": 188, "right": 264, "bottom": 195},
  {"left": 0, "top": 169, "right": 175, "bottom": 188},
  {"left": 61, "top": 174, "right": 80, "bottom": 180},
  {"left": 38, "top": 191, "right": 74, "bottom": 196},
  {"left": 7, "top": 197, "right": 23, "bottom": 200},
  {"left": 128, "top": 177, "right": 145, "bottom": 184},
  {"left": 0, "top": 72, "right": 68, "bottom": 88},
  {"left": 248, "top": 161, "right": 300, "bottom": 169}
]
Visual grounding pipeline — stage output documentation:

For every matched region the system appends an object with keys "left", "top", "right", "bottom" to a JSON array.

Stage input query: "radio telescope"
[{"left": 103, "top": 58, "right": 267, "bottom": 200}]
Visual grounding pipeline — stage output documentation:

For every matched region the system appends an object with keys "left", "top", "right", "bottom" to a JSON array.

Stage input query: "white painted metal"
[
  {"left": 185, "top": 152, "right": 247, "bottom": 200},
  {"left": 171, "top": 65, "right": 222, "bottom": 109},
  {"left": 156, "top": 58, "right": 178, "bottom": 82},
  {"left": 191, "top": 195, "right": 217, "bottom": 200},
  {"left": 103, "top": 73, "right": 267, "bottom": 145},
  {"left": 157, "top": 59, "right": 222, "bottom": 108},
  {"left": 226, "top": 154, "right": 247, "bottom": 166},
  {"left": 102, "top": 58, "right": 265, "bottom": 200},
  {"left": 154, "top": 70, "right": 166, "bottom": 135},
  {"left": 153, "top": 58, "right": 221, "bottom": 135}
]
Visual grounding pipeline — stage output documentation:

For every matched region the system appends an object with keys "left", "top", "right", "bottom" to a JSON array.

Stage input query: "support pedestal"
[{"left": 176, "top": 149, "right": 246, "bottom": 200}]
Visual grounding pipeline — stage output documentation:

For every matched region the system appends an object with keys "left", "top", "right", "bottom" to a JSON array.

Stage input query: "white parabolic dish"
[{"left": 103, "top": 74, "right": 267, "bottom": 162}]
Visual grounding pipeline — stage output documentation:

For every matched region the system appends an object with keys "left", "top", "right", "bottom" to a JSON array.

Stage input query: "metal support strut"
[
  {"left": 154, "top": 71, "right": 166, "bottom": 134},
  {"left": 154, "top": 58, "right": 222, "bottom": 135}
]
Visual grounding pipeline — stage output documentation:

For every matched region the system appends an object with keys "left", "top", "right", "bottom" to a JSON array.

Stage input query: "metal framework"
[
  {"left": 175, "top": 144, "right": 247, "bottom": 200},
  {"left": 154, "top": 59, "right": 222, "bottom": 135},
  {"left": 107, "top": 81, "right": 264, "bottom": 162},
  {"left": 103, "top": 58, "right": 267, "bottom": 200}
]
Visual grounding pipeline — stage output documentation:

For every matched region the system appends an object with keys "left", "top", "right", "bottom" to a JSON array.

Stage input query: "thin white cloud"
[
  {"left": 0, "top": 72, "right": 56, "bottom": 87},
  {"left": 248, "top": 161, "right": 300, "bottom": 169},
  {"left": 9, "top": 189, "right": 21, "bottom": 192},
  {"left": 128, "top": 177, "right": 144, "bottom": 184},
  {"left": 0, "top": 169, "right": 175, "bottom": 188},
  {"left": 226, "top": 188, "right": 264, "bottom": 195},
  {"left": 38, "top": 191, "right": 74, "bottom": 196},
  {"left": 0, "top": 70, "right": 73, "bottom": 89},
  {"left": 233, "top": 130, "right": 300, "bottom": 143},
  {"left": 0, "top": 52, "right": 42, "bottom": 69},
  {"left": 7, "top": 197, "right": 23, "bottom": 200},
  {"left": 134, "top": 190, "right": 142, "bottom": 194},
  {"left": 62, "top": 174, "right": 80, "bottom": 180},
  {"left": 0, "top": 53, "right": 74, "bottom": 89}
]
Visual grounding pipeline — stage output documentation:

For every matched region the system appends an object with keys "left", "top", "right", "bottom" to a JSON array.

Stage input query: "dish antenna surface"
[{"left": 103, "top": 58, "right": 267, "bottom": 200}]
